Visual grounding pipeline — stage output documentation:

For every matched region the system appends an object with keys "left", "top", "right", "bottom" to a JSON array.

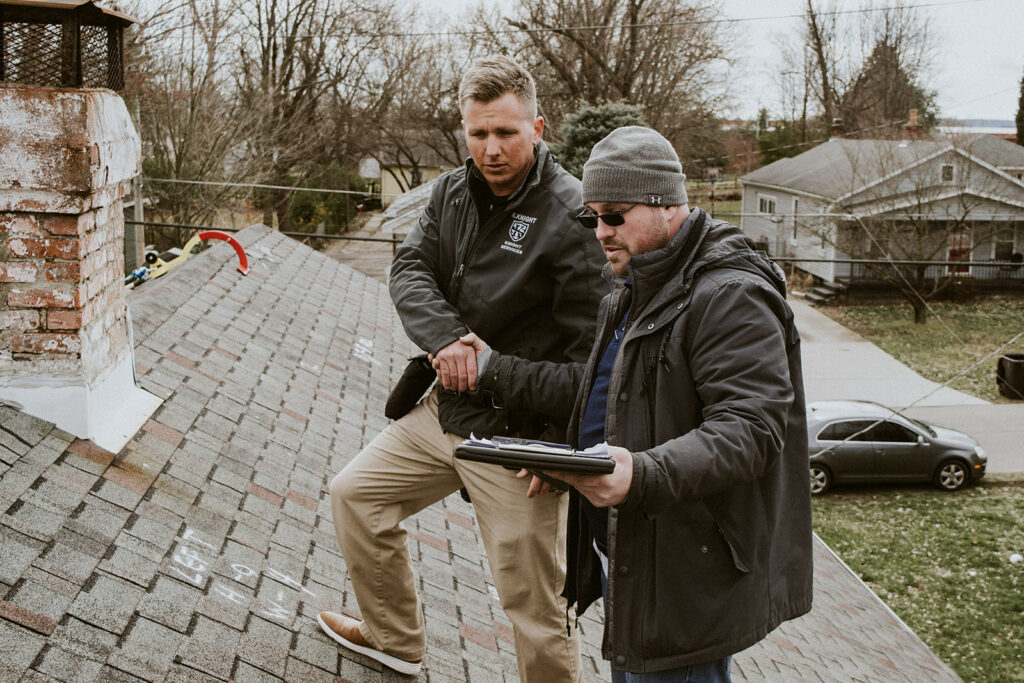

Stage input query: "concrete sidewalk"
[{"left": 792, "top": 298, "right": 1024, "bottom": 474}]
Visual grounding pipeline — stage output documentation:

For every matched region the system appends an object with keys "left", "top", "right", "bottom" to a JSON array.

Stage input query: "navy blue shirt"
[{"left": 578, "top": 288, "right": 631, "bottom": 555}]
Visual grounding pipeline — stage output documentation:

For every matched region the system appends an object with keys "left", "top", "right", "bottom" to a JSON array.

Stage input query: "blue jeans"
[
  {"left": 611, "top": 657, "right": 732, "bottom": 682},
  {"left": 599, "top": 550, "right": 732, "bottom": 682}
]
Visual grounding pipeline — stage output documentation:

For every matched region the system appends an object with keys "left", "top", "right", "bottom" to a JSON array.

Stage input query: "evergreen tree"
[{"left": 552, "top": 102, "right": 646, "bottom": 179}]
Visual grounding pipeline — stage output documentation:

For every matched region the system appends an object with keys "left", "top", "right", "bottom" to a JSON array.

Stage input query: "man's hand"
[
  {"left": 430, "top": 333, "right": 489, "bottom": 391},
  {"left": 517, "top": 469, "right": 562, "bottom": 497},
  {"left": 532, "top": 446, "right": 633, "bottom": 507}
]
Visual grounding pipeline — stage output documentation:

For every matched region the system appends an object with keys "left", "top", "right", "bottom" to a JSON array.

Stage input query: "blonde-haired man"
[{"left": 317, "top": 55, "right": 605, "bottom": 680}]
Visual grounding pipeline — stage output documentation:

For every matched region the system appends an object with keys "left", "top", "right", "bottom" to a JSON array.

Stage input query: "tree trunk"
[
  {"left": 261, "top": 191, "right": 275, "bottom": 229},
  {"left": 274, "top": 189, "right": 292, "bottom": 232},
  {"left": 908, "top": 294, "right": 928, "bottom": 324}
]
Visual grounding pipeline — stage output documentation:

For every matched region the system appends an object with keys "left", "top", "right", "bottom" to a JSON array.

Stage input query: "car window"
[
  {"left": 866, "top": 421, "right": 918, "bottom": 443},
  {"left": 817, "top": 420, "right": 876, "bottom": 441}
]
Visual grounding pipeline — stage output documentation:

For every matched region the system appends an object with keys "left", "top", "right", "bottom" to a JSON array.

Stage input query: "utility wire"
[
  {"left": 349, "top": 0, "right": 984, "bottom": 39},
  {"left": 143, "top": 177, "right": 402, "bottom": 198}
]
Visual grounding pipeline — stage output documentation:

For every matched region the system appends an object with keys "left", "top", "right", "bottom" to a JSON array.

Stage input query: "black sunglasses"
[{"left": 575, "top": 203, "right": 640, "bottom": 229}]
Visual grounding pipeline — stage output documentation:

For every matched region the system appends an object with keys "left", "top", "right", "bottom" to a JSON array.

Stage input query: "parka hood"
[{"left": 618, "top": 208, "right": 788, "bottom": 312}]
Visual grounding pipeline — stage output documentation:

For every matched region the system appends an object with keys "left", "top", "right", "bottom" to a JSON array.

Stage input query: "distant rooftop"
[
  {"left": 381, "top": 176, "right": 439, "bottom": 238},
  {"left": 741, "top": 134, "right": 1024, "bottom": 198}
]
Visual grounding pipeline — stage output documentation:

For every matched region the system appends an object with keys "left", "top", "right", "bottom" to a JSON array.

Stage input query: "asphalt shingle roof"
[
  {"left": 0, "top": 225, "right": 962, "bottom": 681},
  {"left": 741, "top": 134, "right": 1024, "bottom": 200}
]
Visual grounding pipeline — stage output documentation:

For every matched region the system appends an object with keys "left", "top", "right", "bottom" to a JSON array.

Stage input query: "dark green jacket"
[
  {"left": 389, "top": 142, "right": 606, "bottom": 438},
  {"left": 565, "top": 209, "right": 814, "bottom": 672}
]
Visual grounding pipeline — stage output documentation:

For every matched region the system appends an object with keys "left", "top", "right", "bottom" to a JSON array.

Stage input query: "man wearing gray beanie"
[{"left": 540, "top": 126, "right": 813, "bottom": 681}]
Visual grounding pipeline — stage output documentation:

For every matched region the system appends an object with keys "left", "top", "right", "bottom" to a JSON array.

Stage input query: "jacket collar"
[{"left": 605, "top": 208, "right": 788, "bottom": 314}]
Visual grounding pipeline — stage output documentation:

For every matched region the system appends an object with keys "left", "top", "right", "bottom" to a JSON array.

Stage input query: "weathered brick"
[
  {"left": 6, "top": 237, "right": 80, "bottom": 259},
  {"left": 11, "top": 333, "right": 81, "bottom": 354},
  {"left": 45, "top": 262, "right": 81, "bottom": 282},
  {"left": 0, "top": 310, "right": 40, "bottom": 331},
  {"left": 0, "top": 262, "right": 39, "bottom": 282},
  {"left": 44, "top": 214, "right": 92, "bottom": 236},
  {"left": 46, "top": 309, "right": 83, "bottom": 330},
  {"left": 7, "top": 286, "right": 81, "bottom": 309},
  {"left": 0, "top": 213, "right": 41, "bottom": 235}
]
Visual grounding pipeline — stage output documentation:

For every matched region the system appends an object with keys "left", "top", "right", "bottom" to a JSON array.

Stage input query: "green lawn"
[
  {"left": 813, "top": 483, "right": 1024, "bottom": 682},
  {"left": 812, "top": 299, "right": 1024, "bottom": 680},
  {"left": 820, "top": 300, "right": 1024, "bottom": 402},
  {"left": 706, "top": 199, "right": 741, "bottom": 224}
]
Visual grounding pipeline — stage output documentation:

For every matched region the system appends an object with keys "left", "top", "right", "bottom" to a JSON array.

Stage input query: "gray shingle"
[{"left": 741, "top": 134, "right": 1024, "bottom": 200}]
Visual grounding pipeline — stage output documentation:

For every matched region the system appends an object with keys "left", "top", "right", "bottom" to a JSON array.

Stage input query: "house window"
[
  {"left": 941, "top": 164, "right": 954, "bottom": 182},
  {"left": 758, "top": 194, "right": 776, "bottom": 214},
  {"left": 994, "top": 227, "right": 1015, "bottom": 261}
]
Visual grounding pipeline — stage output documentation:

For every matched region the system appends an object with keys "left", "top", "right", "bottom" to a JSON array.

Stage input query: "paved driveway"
[{"left": 792, "top": 299, "right": 1024, "bottom": 474}]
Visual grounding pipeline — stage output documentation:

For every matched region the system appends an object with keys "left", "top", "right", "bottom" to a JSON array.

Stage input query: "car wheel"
[
  {"left": 934, "top": 460, "right": 968, "bottom": 491},
  {"left": 810, "top": 465, "right": 832, "bottom": 495}
]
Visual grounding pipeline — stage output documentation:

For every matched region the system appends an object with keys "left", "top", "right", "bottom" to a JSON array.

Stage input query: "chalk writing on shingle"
[
  {"left": 353, "top": 338, "right": 382, "bottom": 366},
  {"left": 167, "top": 527, "right": 318, "bottom": 622}
]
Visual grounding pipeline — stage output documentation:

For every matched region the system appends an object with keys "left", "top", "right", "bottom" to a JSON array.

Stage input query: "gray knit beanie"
[{"left": 582, "top": 126, "right": 687, "bottom": 206}]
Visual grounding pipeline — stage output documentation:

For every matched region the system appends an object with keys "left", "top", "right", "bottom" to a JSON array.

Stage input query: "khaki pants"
[{"left": 329, "top": 389, "right": 581, "bottom": 681}]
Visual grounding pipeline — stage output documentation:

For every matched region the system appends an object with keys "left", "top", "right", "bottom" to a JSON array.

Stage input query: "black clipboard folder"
[{"left": 455, "top": 436, "right": 614, "bottom": 474}]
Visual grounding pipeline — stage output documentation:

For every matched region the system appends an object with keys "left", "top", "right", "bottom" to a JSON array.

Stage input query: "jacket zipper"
[{"left": 449, "top": 193, "right": 507, "bottom": 306}]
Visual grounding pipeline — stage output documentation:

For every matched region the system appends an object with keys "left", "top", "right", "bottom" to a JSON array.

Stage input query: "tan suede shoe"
[{"left": 316, "top": 611, "right": 422, "bottom": 676}]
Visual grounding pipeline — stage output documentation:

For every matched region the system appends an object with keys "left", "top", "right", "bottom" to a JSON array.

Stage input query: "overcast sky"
[
  {"left": 719, "top": 0, "right": 1022, "bottom": 122},
  {"left": 423, "top": 0, "right": 1022, "bottom": 122}
]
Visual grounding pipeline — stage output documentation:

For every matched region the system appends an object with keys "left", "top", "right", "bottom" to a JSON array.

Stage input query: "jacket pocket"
[
  {"left": 716, "top": 523, "right": 751, "bottom": 573},
  {"left": 639, "top": 509, "right": 753, "bottom": 660},
  {"left": 705, "top": 486, "right": 768, "bottom": 576}
]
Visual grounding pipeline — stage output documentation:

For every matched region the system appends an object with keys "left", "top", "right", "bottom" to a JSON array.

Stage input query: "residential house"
[
  {"left": 375, "top": 140, "right": 458, "bottom": 209},
  {"left": 739, "top": 133, "right": 1024, "bottom": 285}
]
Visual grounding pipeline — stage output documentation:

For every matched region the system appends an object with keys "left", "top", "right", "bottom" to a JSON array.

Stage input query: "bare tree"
[
  {"left": 346, "top": 28, "right": 467, "bottom": 195},
  {"left": 126, "top": 0, "right": 268, "bottom": 227},
  {"left": 803, "top": 0, "right": 839, "bottom": 128},
  {"left": 468, "top": 0, "right": 734, "bottom": 167},
  {"left": 232, "top": 0, "right": 399, "bottom": 230},
  {"left": 1016, "top": 67, "right": 1023, "bottom": 147},
  {"left": 838, "top": 4, "right": 937, "bottom": 136},
  {"left": 788, "top": 1, "right": 937, "bottom": 139}
]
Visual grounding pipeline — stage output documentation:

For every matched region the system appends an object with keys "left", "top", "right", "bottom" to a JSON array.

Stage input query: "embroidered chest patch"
[{"left": 501, "top": 212, "right": 538, "bottom": 256}]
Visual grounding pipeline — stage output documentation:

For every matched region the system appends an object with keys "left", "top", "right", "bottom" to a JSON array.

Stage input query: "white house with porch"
[{"left": 739, "top": 134, "right": 1024, "bottom": 285}]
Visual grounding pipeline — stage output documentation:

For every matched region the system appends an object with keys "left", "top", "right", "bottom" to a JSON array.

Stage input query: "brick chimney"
[
  {"left": 902, "top": 108, "right": 924, "bottom": 141},
  {"left": 0, "top": 84, "right": 161, "bottom": 451}
]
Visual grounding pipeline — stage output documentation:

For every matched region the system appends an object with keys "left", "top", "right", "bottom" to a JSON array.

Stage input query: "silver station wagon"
[{"left": 807, "top": 400, "right": 987, "bottom": 495}]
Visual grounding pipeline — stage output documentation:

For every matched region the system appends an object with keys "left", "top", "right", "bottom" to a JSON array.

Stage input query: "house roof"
[
  {"left": 0, "top": 0, "right": 142, "bottom": 25},
  {"left": 0, "top": 225, "right": 961, "bottom": 681},
  {"left": 741, "top": 135, "right": 1024, "bottom": 200},
  {"left": 381, "top": 175, "right": 438, "bottom": 237}
]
